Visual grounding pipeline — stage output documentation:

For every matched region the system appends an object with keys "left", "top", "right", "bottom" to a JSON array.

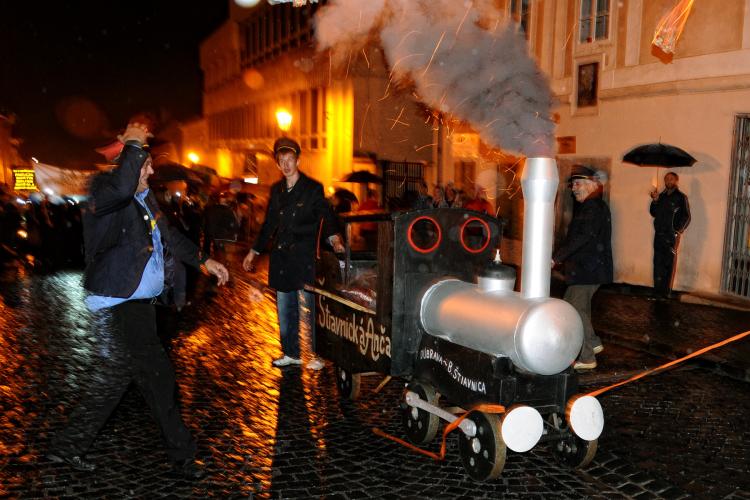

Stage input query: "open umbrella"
[
  {"left": 151, "top": 162, "right": 204, "bottom": 185},
  {"left": 622, "top": 143, "right": 696, "bottom": 167},
  {"left": 341, "top": 170, "right": 382, "bottom": 184}
]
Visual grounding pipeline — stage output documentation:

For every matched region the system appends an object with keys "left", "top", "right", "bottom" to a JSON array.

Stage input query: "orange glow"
[
  {"left": 275, "top": 108, "right": 293, "bottom": 132},
  {"left": 216, "top": 148, "right": 234, "bottom": 178},
  {"left": 652, "top": 0, "right": 695, "bottom": 55},
  {"left": 323, "top": 81, "right": 354, "bottom": 189},
  {"left": 187, "top": 152, "right": 200, "bottom": 164}
]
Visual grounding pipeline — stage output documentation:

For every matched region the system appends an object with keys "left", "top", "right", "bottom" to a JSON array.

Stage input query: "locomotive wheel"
[
  {"left": 335, "top": 366, "right": 361, "bottom": 400},
  {"left": 458, "top": 411, "right": 506, "bottom": 481},
  {"left": 549, "top": 414, "right": 598, "bottom": 468},
  {"left": 401, "top": 383, "right": 439, "bottom": 445}
]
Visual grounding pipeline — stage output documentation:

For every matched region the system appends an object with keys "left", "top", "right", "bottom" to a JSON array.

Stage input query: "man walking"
[
  {"left": 243, "top": 137, "right": 343, "bottom": 370},
  {"left": 47, "top": 120, "right": 229, "bottom": 478},
  {"left": 650, "top": 172, "right": 690, "bottom": 298},
  {"left": 553, "top": 165, "right": 613, "bottom": 371}
]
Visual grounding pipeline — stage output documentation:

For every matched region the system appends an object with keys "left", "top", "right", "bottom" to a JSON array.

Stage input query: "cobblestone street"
[{"left": 1, "top": 260, "right": 749, "bottom": 499}]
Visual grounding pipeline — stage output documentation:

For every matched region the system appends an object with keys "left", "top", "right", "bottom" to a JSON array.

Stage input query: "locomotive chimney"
[{"left": 520, "top": 157, "right": 558, "bottom": 299}]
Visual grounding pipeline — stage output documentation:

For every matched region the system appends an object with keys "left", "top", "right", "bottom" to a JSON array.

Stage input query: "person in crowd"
[
  {"left": 358, "top": 188, "right": 380, "bottom": 249},
  {"left": 242, "top": 137, "right": 344, "bottom": 370},
  {"left": 552, "top": 165, "right": 612, "bottom": 371},
  {"left": 46, "top": 119, "right": 229, "bottom": 478},
  {"left": 433, "top": 185, "right": 447, "bottom": 208},
  {"left": 444, "top": 182, "right": 462, "bottom": 208},
  {"left": 464, "top": 184, "right": 492, "bottom": 214},
  {"left": 415, "top": 179, "right": 433, "bottom": 209},
  {"left": 649, "top": 172, "right": 690, "bottom": 298},
  {"left": 203, "top": 191, "right": 241, "bottom": 264}
]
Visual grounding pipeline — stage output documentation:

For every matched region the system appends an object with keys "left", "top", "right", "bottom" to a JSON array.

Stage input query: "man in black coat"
[
  {"left": 243, "top": 137, "right": 343, "bottom": 370},
  {"left": 47, "top": 120, "right": 228, "bottom": 478},
  {"left": 553, "top": 165, "right": 613, "bottom": 371},
  {"left": 649, "top": 172, "right": 690, "bottom": 298}
]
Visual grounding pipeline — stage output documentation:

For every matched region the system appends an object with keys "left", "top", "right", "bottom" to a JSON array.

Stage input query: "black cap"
[
  {"left": 568, "top": 164, "right": 596, "bottom": 182},
  {"left": 273, "top": 137, "right": 301, "bottom": 157}
]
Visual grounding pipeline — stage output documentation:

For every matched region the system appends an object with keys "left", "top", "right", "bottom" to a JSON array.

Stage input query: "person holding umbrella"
[{"left": 649, "top": 172, "right": 691, "bottom": 298}]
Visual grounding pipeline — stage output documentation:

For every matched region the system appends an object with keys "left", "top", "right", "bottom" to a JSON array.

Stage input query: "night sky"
[{"left": 1, "top": 1, "right": 228, "bottom": 168}]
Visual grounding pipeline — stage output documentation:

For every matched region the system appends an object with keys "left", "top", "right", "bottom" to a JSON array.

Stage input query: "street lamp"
[
  {"left": 275, "top": 108, "right": 292, "bottom": 133},
  {"left": 187, "top": 152, "right": 200, "bottom": 164}
]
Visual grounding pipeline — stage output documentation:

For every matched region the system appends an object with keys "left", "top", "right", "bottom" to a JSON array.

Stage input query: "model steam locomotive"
[{"left": 306, "top": 158, "right": 604, "bottom": 481}]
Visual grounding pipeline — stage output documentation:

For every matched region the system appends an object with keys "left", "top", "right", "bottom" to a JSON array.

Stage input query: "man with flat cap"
[
  {"left": 553, "top": 165, "right": 613, "bottom": 370},
  {"left": 243, "top": 137, "right": 344, "bottom": 370}
]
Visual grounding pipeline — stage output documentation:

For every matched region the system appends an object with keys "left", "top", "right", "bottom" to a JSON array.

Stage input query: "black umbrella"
[
  {"left": 622, "top": 143, "right": 696, "bottom": 167},
  {"left": 341, "top": 170, "right": 382, "bottom": 183},
  {"left": 151, "top": 162, "right": 204, "bottom": 185}
]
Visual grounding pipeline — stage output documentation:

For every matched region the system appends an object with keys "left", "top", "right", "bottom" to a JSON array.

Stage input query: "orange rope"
[
  {"left": 372, "top": 403, "right": 506, "bottom": 461},
  {"left": 586, "top": 329, "right": 750, "bottom": 398}
]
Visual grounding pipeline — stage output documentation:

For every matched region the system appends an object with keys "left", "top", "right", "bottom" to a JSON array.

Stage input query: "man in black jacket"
[
  {"left": 553, "top": 165, "right": 613, "bottom": 371},
  {"left": 243, "top": 137, "right": 343, "bottom": 370},
  {"left": 47, "top": 120, "right": 228, "bottom": 478},
  {"left": 649, "top": 172, "right": 690, "bottom": 298}
]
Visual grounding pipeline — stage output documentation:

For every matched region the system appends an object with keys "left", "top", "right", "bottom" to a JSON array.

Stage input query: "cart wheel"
[
  {"left": 458, "top": 411, "right": 506, "bottom": 481},
  {"left": 335, "top": 366, "right": 361, "bottom": 400},
  {"left": 549, "top": 414, "right": 598, "bottom": 468},
  {"left": 401, "top": 383, "right": 439, "bottom": 445}
]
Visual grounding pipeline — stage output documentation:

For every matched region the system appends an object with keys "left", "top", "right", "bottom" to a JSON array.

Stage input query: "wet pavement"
[{"left": 1, "top": 259, "right": 749, "bottom": 499}]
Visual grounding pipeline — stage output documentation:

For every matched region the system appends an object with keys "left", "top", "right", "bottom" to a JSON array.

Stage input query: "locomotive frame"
[{"left": 306, "top": 206, "right": 600, "bottom": 481}]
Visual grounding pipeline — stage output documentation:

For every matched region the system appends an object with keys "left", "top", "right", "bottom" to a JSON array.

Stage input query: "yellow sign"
[{"left": 13, "top": 169, "right": 37, "bottom": 191}]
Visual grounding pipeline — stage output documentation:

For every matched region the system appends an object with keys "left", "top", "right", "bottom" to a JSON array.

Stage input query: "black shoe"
[
  {"left": 172, "top": 459, "right": 205, "bottom": 480},
  {"left": 46, "top": 452, "right": 96, "bottom": 472}
]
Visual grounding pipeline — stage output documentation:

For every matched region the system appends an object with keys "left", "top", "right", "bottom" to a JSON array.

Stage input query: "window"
[
  {"left": 510, "top": 0, "right": 531, "bottom": 39},
  {"left": 576, "top": 62, "right": 599, "bottom": 108},
  {"left": 579, "top": 0, "right": 610, "bottom": 43}
]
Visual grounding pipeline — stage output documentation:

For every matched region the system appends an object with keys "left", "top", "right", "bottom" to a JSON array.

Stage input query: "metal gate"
[
  {"left": 379, "top": 160, "right": 424, "bottom": 207},
  {"left": 721, "top": 114, "right": 750, "bottom": 297}
]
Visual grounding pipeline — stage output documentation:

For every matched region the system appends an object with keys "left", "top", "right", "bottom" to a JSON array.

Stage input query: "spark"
[
  {"left": 361, "top": 48, "right": 370, "bottom": 69},
  {"left": 394, "top": 30, "right": 421, "bottom": 52},
  {"left": 388, "top": 106, "right": 409, "bottom": 130},
  {"left": 345, "top": 48, "right": 353, "bottom": 79},
  {"left": 420, "top": 31, "right": 445, "bottom": 78},
  {"left": 455, "top": 3, "right": 472, "bottom": 39},
  {"left": 415, "top": 142, "right": 437, "bottom": 152},
  {"left": 359, "top": 103, "right": 371, "bottom": 148}
]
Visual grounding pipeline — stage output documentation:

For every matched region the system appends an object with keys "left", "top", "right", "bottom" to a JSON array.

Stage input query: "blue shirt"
[{"left": 85, "top": 189, "right": 164, "bottom": 312}]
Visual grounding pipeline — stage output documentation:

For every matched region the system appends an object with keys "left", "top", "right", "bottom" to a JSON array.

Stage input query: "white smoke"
[{"left": 314, "top": 0, "right": 555, "bottom": 157}]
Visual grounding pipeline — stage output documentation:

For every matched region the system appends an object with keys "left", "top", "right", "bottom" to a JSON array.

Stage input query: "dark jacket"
[
  {"left": 650, "top": 188, "right": 690, "bottom": 235},
  {"left": 82, "top": 144, "right": 202, "bottom": 298},
  {"left": 252, "top": 172, "right": 336, "bottom": 292},
  {"left": 553, "top": 195, "right": 613, "bottom": 285}
]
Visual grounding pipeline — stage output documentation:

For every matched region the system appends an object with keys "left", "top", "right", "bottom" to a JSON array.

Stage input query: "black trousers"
[
  {"left": 51, "top": 301, "right": 196, "bottom": 462},
  {"left": 653, "top": 232, "right": 677, "bottom": 295}
]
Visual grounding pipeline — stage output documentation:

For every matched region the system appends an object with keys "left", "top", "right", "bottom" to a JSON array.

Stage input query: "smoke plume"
[{"left": 314, "top": 0, "right": 555, "bottom": 157}]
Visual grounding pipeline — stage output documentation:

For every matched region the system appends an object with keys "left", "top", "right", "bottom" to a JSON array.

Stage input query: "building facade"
[{"left": 193, "top": 0, "right": 750, "bottom": 299}]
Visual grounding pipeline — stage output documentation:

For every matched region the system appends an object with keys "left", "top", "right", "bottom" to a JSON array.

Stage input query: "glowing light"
[
  {"left": 16, "top": 229, "right": 28, "bottom": 240},
  {"left": 234, "top": 0, "right": 261, "bottom": 7},
  {"left": 31, "top": 157, "right": 39, "bottom": 163},
  {"left": 187, "top": 152, "right": 200, "bottom": 164},
  {"left": 43, "top": 188, "right": 54, "bottom": 196},
  {"left": 244, "top": 177, "right": 259, "bottom": 184},
  {"left": 275, "top": 108, "right": 293, "bottom": 132}
]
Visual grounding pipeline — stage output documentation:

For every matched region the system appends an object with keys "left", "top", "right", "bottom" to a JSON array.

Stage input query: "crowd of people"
[{"left": 0, "top": 185, "right": 85, "bottom": 269}]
